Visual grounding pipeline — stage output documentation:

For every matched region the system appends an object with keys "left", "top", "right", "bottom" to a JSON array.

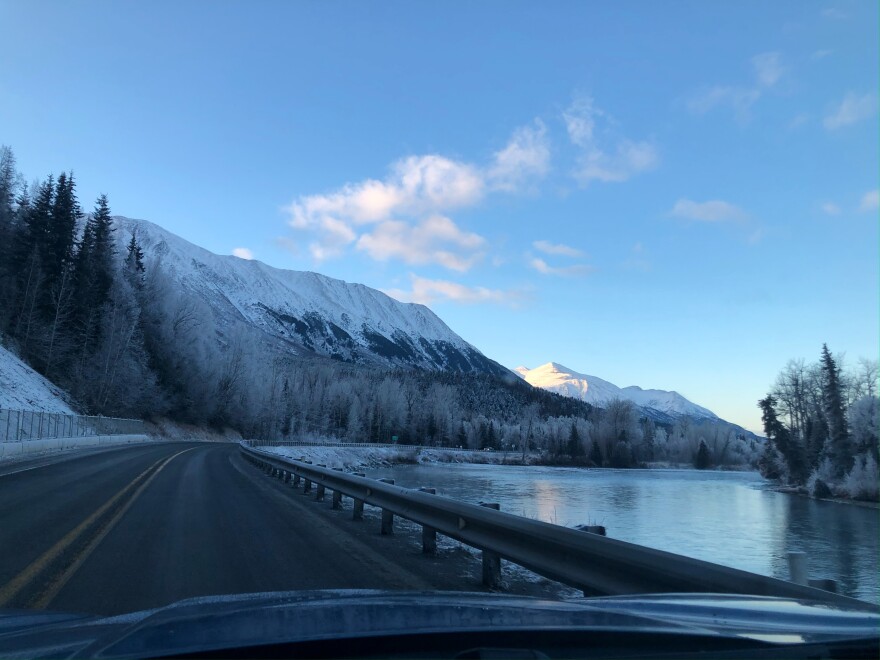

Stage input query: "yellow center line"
[
  {"left": 0, "top": 446, "right": 196, "bottom": 608},
  {"left": 33, "top": 447, "right": 198, "bottom": 609}
]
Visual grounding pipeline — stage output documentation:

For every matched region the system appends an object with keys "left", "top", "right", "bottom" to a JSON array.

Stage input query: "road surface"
[{"left": 0, "top": 442, "right": 552, "bottom": 616}]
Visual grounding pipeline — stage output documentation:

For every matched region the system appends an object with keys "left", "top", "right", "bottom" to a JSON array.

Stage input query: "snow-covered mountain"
[
  {"left": 113, "top": 217, "right": 508, "bottom": 376},
  {"left": 515, "top": 362, "right": 718, "bottom": 420}
]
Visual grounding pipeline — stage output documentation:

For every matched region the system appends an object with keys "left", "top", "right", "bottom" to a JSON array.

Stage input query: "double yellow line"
[{"left": 0, "top": 447, "right": 196, "bottom": 610}]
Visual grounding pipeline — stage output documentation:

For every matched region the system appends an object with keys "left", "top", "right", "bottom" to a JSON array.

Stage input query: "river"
[{"left": 364, "top": 462, "right": 879, "bottom": 603}]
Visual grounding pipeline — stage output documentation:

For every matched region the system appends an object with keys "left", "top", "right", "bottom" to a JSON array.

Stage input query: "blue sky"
[{"left": 1, "top": 0, "right": 877, "bottom": 433}]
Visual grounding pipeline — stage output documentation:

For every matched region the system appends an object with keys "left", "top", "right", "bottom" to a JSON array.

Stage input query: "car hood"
[{"left": 0, "top": 590, "right": 877, "bottom": 658}]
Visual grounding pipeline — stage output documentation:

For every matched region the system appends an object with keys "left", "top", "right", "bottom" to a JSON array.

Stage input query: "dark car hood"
[{"left": 0, "top": 590, "right": 878, "bottom": 658}]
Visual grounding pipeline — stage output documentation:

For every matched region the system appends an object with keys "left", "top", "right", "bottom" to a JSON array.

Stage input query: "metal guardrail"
[
  {"left": 240, "top": 441, "right": 877, "bottom": 611},
  {"left": 0, "top": 408, "right": 145, "bottom": 443}
]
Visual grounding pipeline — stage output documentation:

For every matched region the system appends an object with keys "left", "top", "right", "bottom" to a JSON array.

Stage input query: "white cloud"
[
  {"left": 824, "top": 92, "right": 878, "bottom": 130},
  {"left": 532, "top": 240, "right": 582, "bottom": 257},
  {"left": 812, "top": 49, "right": 833, "bottom": 60},
  {"left": 686, "top": 86, "right": 760, "bottom": 117},
  {"left": 285, "top": 120, "right": 550, "bottom": 266},
  {"left": 562, "top": 96, "right": 600, "bottom": 147},
  {"left": 357, "top": 215, "right": 485, "bottom": 272},
  {"left": 528, "top": 257, "right": 594, "bottom": 277},
  {"left": 686, "top": 52, "right": 784, "bottom": 121},
  {"left": 859, "top": 189, "right": 879, "bottom": 212},
  {"left": 821, "top": 7, "right": 848, "bottom": 19},
  {"left": 563, "top": 95, "right": 658, "bottom": 185},
  {"left": 384, "top": 274, "right": 524, "bottom": 306},
  {"left": 232, "top": 247, "right": 254, "bottom": 260},
  {"left": 575, "top": 140, "right": 659, "bottom": 184},
  {"left": 488, "top": 119, "right": 550, "bottom": 191},
  {"left": 821, "top": 202, "right": 842, "bottom": 216},
  {"left": 622, "top": 242, "right": 651, "bottom": 271},
  {"left": 752, "top": 52, "right": 785, "bottom": 88},
  {"left": 670, "top": 198, "right": 748, "bottom": 222},
  {"left": 788, "top": 113, "right": 809, "bottom": 129}
]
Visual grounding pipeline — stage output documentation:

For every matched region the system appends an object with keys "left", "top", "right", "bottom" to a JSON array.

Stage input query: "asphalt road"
[{"left": 0, "top": 442, "right": 558, "bottom": 617}]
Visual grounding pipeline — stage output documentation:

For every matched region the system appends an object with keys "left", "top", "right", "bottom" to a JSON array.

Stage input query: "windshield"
[{"left": 0, "top": 1, "right": 877, "bottom": 655}]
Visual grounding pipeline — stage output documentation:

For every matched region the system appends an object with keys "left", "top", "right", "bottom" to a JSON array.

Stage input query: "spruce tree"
[
  {"left": 0, "top": 146, "right": 17, "bottom": 227},
  {"left": 11, "top": 177, "right": 53, "bottom": 344},
  {"left": 46, "top": 172, "right": 80, "bottom": 293},
  {"left": 567, "top": 422, "right": 583, "bottom": 460},
  {"left": 589, "top": 440, "right": 603, "bottom": 466},
  {"left": 694, "top": 439, "right": 711, "bottom": 469},
  {"left": 89, "top": 195, "right": 115, "bottom": 306},
  {"left": 759, "top": 394, "right": 807, "bottom": 483},
  {"left": 125, "top": 232, "right": 146, "bottom": 285},
  {"left": 820, "top": 344, "right": 852, "bottom": 478}
]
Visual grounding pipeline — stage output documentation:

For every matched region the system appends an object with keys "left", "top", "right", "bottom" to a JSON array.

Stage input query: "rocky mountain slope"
[{"left": 114, "top": 217, "right": 509, "bottom": 376}]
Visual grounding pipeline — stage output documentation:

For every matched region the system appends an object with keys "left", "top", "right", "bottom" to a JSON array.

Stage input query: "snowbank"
[
  {"left": 0, "top": 344, "right": 76, "bottom": 413},
  {"left": 262, "top": 444, "right": 536, "bottom": 470}
]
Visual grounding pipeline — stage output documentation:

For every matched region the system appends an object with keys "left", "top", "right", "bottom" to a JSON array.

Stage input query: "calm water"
[{"left": 365, "top": 463, "right": 879, "bottom": 603}]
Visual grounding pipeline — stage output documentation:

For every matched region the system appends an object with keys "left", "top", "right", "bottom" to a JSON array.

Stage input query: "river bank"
[{"left": 262, "top": 443, "right": 757, "bottom": 474}]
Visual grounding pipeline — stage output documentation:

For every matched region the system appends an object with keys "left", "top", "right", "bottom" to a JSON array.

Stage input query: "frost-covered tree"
[{"left": 760, "top": 346, "right": 877, "bottom": 500}]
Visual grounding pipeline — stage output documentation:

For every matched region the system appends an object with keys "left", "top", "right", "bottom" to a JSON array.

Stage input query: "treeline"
[
  {"left": 758, "top": 344, "right": 878, "bottom": 501},
  {"left": 0, "top": 146, "right": 760, "bottom": 470},
  {"left": 0, "top": 147, "right": 158, "bottom": 415}
]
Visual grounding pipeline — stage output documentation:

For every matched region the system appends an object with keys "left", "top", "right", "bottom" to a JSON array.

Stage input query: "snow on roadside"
[
  {"left": 262, "top": 444, "right": 538, "bottom": 471},
  {"left": 0, "top": 344, "right": 76, "bottom": 413}
]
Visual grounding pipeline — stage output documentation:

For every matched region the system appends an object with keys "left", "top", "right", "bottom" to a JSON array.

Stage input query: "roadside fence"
[{"left": 0, "top": 408, "right": 145, "bottom": 443}]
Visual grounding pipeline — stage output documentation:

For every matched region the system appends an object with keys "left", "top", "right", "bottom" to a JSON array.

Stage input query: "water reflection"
[{"left": 366, "top": 463, "right": 878, "bottom": 603}]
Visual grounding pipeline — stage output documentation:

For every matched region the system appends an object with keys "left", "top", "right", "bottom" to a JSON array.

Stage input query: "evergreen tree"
[
  {"left": 45, "top": 172, "right": 80, "bottom": 293},
  {"left": 758, "top": 394, "right": 807, "bottom": 484},
  {"left": 589, "top": 440, "right": 603, "bottom": 467},
  {"left": 0, "top": 146, "right": 17, "bottom": 227},
  {"left": 694, "top": 439, "right": 711, "bottom": 469},
  {"left": 11, "top": 177, "right": 53, "bottom": 345},
  {"left": 820, "top": 344, "right": 852, "bottom": 478},
  {"left": 125, "top": 232, "right": 145, "bottom": 283},
  {"left": 0, "top": 147, "right": 22, "bottom": 329},
  {"left": 567, "top": 422, "right": 583, "bottom": 460},
  {"left": 89, "top": 195, "right": 115, "bottom": 306}
]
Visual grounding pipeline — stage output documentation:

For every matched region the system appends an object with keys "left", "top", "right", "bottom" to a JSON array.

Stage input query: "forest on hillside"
[{"left": 1, "top": 146, "right": 761, "bottom": 469}]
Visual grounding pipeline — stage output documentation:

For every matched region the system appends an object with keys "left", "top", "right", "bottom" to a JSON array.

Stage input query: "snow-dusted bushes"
[{"left": 840, "top": 453, "right": 879, "bottom": 501}]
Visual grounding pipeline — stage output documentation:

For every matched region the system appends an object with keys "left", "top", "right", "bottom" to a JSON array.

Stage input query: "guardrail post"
[
  {"left": 379, "top": 478, "right": 395, "bottom": 534},
  {"left": 331, "top": 468, "right": 344, "bottom": 509},
  {"left": 787, "top": 551, "right": 808, "bottom": 585},
  {"left": 315, "top": 465, "right": 327, "bottom": 500},
  {"left": 808, "top": 577, "right": 838, "bottom": 593},
  {"left": 419, "top": 487, "right": 437, "bottom": 553},
  {"left": 303, "top": 477, "right": 312, "bottom": 494},
  {"left": 480, "top": 502, "right": 502, "bottom": 588},
  {"left": 292, "top": 472, "right": 301, "bottom": 487},
  {"left": 352, "top": 472, "right": 366, "bottom": 520}
]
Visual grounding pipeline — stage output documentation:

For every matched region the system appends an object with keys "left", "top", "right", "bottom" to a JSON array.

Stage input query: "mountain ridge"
[
  {"left": 114, "top": 216, "right": 510, "bottom": 376},
  {"left": 514, "top": 361, "right": 718, "bottom": 421}
]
